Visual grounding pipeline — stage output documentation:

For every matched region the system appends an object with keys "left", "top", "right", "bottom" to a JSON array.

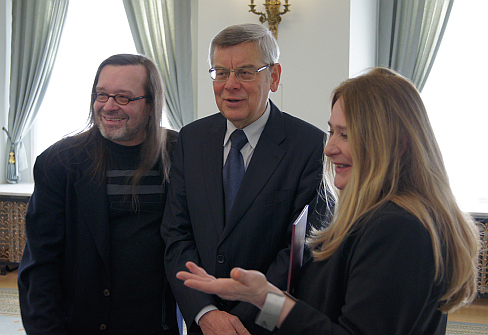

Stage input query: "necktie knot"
[{"left": 230, "top": 129, "right": 247, "bottom": 151}]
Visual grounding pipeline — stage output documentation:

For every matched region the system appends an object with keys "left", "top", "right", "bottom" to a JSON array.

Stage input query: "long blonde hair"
[{"left": 309, "top": 68, "right": 480, "bottom": 312}]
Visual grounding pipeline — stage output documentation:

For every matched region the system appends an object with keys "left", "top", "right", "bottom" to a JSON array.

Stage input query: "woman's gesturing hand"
[{"left": 177, "top": 261, "right": 270, "bottom": 309}]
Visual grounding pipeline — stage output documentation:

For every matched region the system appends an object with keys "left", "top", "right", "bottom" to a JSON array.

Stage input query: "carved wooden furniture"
[
  {"left": 0, "top": 184, "right": 32, "bottom": 275},
  {"left": 473, "top": 214, "right": 488, "bottom": 296}
]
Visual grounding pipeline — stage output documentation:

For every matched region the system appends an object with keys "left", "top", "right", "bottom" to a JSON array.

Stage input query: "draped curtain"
[
  {"left": 376, "top": 0, "right": 454, "bottom": 91},
  {"left": 123, "top": 0, "right": 194, "bottom": 130},
  {"left": 4, "top": 0, "right": 69, "bottom": 183}
]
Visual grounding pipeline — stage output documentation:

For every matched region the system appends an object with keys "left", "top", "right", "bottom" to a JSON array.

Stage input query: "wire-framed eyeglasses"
[
  {"left": 93, "top": 92, "right": 146, "bottom": 105},
  {"left": 209, "top": 65, "right": 271, "bottom": 81}
]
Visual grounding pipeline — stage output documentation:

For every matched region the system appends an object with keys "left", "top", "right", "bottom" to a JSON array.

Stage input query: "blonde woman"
[{"left": 177, "top": 68, "right": 480, "bottom": 335}]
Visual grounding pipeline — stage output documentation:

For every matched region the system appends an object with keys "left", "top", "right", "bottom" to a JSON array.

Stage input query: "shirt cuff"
[
  {"left": 195, "top": 305, "right": 218, "bottom": 325},
  {"left": 255, "top": 291, "right": 286, "bottom": 331}
]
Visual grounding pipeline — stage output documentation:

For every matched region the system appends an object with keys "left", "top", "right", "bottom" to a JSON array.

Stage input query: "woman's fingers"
[
  {"left": 176, "top": 263, "right": 271, "bottom": 307},
  {"left": 185, "top": 261, "right": 210, "bottom": 276},
  {"left": 176, "top": 261, "right": 216, "bottom": 282}
]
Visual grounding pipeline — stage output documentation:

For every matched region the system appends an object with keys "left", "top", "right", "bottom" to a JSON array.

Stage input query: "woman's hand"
[{"left": 177, "top": 261, "right": 269, "bottom": 308}]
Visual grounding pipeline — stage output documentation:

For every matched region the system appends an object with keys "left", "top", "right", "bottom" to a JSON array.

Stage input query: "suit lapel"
[
  {"left": 222, "top": 102, "right": 286, "bottom": 239},
  {"left": 202, "top": 117, "right": 227, "bottom": 236},
  {"left": 75, "top": 168, "right": 111, "bottom": 274}
]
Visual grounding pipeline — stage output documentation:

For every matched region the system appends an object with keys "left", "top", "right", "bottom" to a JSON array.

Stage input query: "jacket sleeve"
[
  {"left": 161, "top": 131, "right": 217, "bottom": 329},
  {"left": 18, "top": 148, "right": 70, "bottom": 335}
]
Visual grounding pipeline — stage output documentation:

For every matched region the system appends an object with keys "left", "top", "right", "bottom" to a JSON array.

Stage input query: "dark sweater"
[{"left": 105, "top": 140, "right": 168, "bottom": 333}]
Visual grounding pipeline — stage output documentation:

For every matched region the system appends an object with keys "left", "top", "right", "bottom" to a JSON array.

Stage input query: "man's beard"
[{"left": 95, "top": 109, "right": 149, "bottom": 144}]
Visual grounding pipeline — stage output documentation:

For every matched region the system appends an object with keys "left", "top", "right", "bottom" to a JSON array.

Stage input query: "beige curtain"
[
  {"left": 5, "top": 0, "right": 69, "bottom": 183},
  {"left": 123, "top": 0, "right": 194, "bottom": 130},
  {"left": 377, "top": 0, "right": 454, "bottom": 91}
]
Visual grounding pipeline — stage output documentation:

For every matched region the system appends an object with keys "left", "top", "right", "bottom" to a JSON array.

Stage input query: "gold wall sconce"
[{"left": 249, "top": 1, "right": 291, "bottom": 39}]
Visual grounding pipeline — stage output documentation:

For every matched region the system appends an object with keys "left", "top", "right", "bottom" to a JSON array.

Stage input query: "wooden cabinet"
[
  {"left": 473, "top": 214, "right": 488, "bottom": 296},
  {"left": 0, "top": 195, "right": 29, "bottom": 275},
  {"left": 0, "top": 184, "right": 32, "bottom": 275}
]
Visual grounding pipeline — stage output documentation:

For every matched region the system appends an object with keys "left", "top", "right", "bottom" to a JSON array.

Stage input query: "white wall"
[
  {"left": 196, "top": 0, "right": 377, "bottom": 131},
  {"left": 350, "top": 0, "right": 378, "bottom": 77}
]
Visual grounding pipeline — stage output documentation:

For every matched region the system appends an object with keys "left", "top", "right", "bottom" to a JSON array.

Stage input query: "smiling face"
[
  {"left": 94, "top": 64, "right": 150, "bottom": 146},
  {"left": 325, "top": 97, "right": 352, "bottom": 190},
  {"left": 212, "top": 42, "right": 281, "bottom": 129}
]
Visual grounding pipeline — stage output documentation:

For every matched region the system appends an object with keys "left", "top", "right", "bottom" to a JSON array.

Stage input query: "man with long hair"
[{"left": 18, "top": 54, "right": 179, "bottom": 334}]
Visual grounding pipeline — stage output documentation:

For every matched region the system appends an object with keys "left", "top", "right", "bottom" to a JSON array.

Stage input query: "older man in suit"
[{"left": 162, "top": 23, "right": 325, "bottom": 335}]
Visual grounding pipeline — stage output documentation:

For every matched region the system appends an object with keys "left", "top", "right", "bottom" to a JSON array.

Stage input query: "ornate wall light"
[{"left": 249, "top": 1, "right": 291, "bottom": 39}]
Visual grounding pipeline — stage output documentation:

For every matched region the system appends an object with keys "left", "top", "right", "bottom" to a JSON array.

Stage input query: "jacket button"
[
  {"left": 103, "top": 289, "right": 110, "bottom": 296},
  {"left": 217, "top": 255, "right": 225, "bottom": 264},
  {"left": 100, "top": 324, "right": 107, "bottom": 330},
  {"left": 217, "top": 298, "right": 226, "bottom": 308}
]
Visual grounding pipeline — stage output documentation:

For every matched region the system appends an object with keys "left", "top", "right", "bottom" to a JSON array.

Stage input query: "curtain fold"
[
  {"left": 376, "top": 0, "right": 453, "bottom": 91},
  {"left": 123, "top": 0, "right": 194, "bottom": 130},
  {"left": 5, "top": 0, "right": 69, "bottom": 183}
]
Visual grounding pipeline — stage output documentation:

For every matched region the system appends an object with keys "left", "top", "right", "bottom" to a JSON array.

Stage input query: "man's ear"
[{"left": 270, "top": 63, "right": 282, "bottom": 93}]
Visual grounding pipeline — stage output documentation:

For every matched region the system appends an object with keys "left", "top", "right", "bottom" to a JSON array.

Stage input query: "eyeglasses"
[
  {"left": 209, "top": 65, "right": 271, "bottom": 81},
  {"left": 93, "top": 92, "right": 146, "bottom": 105}
]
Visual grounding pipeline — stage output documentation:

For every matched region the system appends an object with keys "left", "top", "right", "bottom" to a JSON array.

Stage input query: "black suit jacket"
[
  {"left": 18, "top": 133, "right": 178, "bottom": 334},
  {"left": 162, "top": 101, "right": 325, "bottom": 334}
]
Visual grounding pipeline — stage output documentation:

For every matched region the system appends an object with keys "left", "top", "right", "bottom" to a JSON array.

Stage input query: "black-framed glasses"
[
  {"left": 209, "top": 65, "right": 271, "bottom": 81},
  {"left": 93, "top": 92, "right": 146, "bottom": 105}
]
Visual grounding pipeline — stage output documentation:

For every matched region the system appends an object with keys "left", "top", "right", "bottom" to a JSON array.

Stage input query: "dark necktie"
[{"left": 223, "top": 129, "right": 248, "bottom": 219}]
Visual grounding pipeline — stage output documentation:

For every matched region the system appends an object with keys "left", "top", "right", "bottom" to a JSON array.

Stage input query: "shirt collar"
[{"left": 224, "top": 102, "right": 271, "bottom": 149}]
